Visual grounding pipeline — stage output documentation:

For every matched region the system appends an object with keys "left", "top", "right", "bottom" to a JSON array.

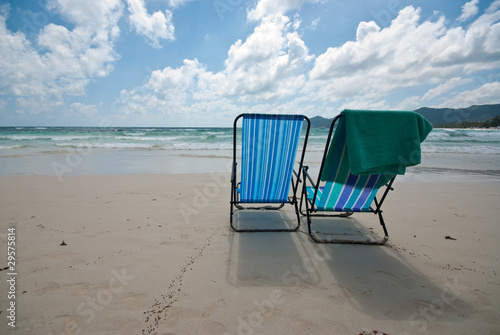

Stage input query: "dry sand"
[{"left": 0, "top": 173, "right": 499, "bottom": 334}]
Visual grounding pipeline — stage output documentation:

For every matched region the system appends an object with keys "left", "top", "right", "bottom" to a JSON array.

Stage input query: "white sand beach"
[{"left": 0, "top": 173, "right": 499, "bottom": 334}]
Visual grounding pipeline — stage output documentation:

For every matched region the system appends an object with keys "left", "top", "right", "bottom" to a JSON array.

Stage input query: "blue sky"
[{"left": 0, "top": 0, "right": 499, "bottom": 126}]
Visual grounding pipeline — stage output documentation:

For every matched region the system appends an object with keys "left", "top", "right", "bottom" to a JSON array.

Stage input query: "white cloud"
[
  {"left": 340, "top": 99, "right": 390, "bottom": 112},
  {"left": 0, "top": 16, "right": 46, "bottom": 96},
  {"left": 147, "top": 58, "right": 205, "bottom": 105},
  {"left": 356, "top": 20, "right": 380, "bottom": 41},
  {"left": 16, "top": 95, "right": 64, "bottom": 115},
  {"left": 65, "top": 102, "right": 98, "bottom": 118},
  {"left": 115, "top": 3, "right": 500, "bottom": 123},
  {"left": 248, "top": 0, "right": 323, "bottom": 21},
  {"left": 422, "top": 77, "right": 472, "bottom": 101},
  {"left": 458, "top": 0, "right": 479, "bottom": 22},
  {"left": 5, "top": 0, "right": 498, "bottom": 125},
  {"left": 439, "top": 81, "right": 500, "bottom": 108},
  {"left": 398, "top": 96, "right": 422, "bottom": 111},
  {"left": 48, "top": 0, "right": 122, "bottom": 34},
  {"left": 117, "top": 58, "right": 206, "bottom": 118},
  {"left": 167, "top": 0, "right": 193, "bottom": 9},
  {"left": 223, "top": 14, "right": 313, "bottom": 100},
  {"left": 0, "top": 0, "right": 123, "bottom": 115},
  {"left": 308, "top": 4, "right": 500, "bottom": 104},
  {"left": 127, "top": 0, "right": 175, "bottom": 48},
  {"left": 311, "top": 7, "right": 444, "bottom": 81},
  {"left": 116, "top": 13, "right": 314, "bottom": 119},
  {"left": 310, "top": 17, "right": 320, "bottom": 30}
]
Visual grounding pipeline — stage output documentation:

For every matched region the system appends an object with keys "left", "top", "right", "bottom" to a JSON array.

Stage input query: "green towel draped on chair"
[
  {"left": 301, "top": 109, "right": 433, "bottom": 244},
  {"left": 341, "top": 109, "right": 433, "bottom": 176}
]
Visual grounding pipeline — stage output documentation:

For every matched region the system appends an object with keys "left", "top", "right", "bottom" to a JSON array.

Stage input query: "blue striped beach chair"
[
  {"left": 231, "top": 113, "right": 310, "bottom": 232},
  {"left": 301, "top": 110, "right": 432, "bottom": 244}
]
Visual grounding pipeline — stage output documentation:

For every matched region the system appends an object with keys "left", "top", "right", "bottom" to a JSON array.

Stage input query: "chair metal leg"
[
  {"left": 305, "top": 210, "right": 389, "bottom": 245},
  {"left": 303, "top": 196, "right": 389, "bottom": 244},
  {"left": 230, "top": 199, "right": 301, "bottom": 232},
  {"left": 230, "top": 207, "right": 301, "bottom": 232},
  {"left": 300, "top": 166, "right": 391, "bottom": 245},
  {"left": 234, "top": 203, "right": 285, "bottom": 210}
]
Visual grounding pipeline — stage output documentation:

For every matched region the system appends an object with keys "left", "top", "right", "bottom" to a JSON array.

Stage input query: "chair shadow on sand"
[
  {"left": 227, "top": 210, "right": 321, "bottom": 287},
  {"left": 226, "top": 211, "right": 479, "bottom": 328}
]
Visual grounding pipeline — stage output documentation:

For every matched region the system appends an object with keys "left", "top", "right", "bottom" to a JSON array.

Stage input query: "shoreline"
[
  {"left": 1, "top": 173, "right": 499, "bottom": 334},
  {"left": 2, "top": 127, "right": 499, "bottom": 180},
  {"left": 1, "top": 148, "right": 500, "bottom": 183}
]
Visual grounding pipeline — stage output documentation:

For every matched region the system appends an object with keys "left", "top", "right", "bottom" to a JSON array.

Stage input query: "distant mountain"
[
  {"left": 309, "top": 104, "right": 500, "bottom": 127},
  {"left": 414, "top": 104, "right": 500, "bottom": 126},
  {"left": 309, "top": 115, "right": 333, "bottom": 128}
]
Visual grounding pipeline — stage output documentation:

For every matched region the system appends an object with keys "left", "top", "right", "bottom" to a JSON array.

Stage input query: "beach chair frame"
[
  {"left": 300, "top": 114, "right": 396, "bottom": 245},
  {"left": 230, "top": 113, "right": 310, "bottom": 232}
]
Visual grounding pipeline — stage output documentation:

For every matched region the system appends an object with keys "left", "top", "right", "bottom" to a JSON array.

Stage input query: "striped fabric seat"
[
  {"left": 307, "top": 116, "right": 393, "bottom": 212},
  {"left": 239, "top": 114, "right": 305, "bottom": 203}
]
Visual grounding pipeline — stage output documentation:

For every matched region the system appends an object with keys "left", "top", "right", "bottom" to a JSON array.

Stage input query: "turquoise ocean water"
[{"left": 1, "top": 126, "right": 499, "bottom": 181}]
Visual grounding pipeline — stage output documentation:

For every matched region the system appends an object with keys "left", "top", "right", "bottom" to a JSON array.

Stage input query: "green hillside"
[
  {"left": 414, "top": 104, "right": 500, "bottom": 126},
  {"left": 309, "top": 104, "right": 500, "bottom": 128}
]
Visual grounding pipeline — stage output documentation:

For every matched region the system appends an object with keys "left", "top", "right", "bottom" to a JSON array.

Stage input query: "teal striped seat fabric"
[
  {"left": 239, "top": 114, "right": 305, "bottom": 203},
  {"left": 307, "top": 116, "right": 394, "bottom": 212}
]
